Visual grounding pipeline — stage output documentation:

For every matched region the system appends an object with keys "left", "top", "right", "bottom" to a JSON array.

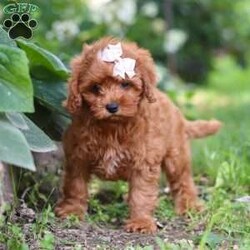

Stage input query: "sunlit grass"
[{"left": 190, "top": 55, "right": 250, "bottom": 248}]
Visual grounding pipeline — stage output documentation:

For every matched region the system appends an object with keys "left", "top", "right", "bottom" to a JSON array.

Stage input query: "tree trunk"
[{"left": 163, "top": 0, "right": 177, "bottom": 74}]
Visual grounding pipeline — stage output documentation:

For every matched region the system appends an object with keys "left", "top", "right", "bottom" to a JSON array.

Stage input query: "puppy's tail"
[{"left": 185, "top": 119, "right": 222, "bottom": 139}]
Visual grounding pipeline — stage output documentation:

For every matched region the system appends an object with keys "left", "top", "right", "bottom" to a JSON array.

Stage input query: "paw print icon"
[{"left": 3, "top": 13, "right": 37, "bottom": 40}]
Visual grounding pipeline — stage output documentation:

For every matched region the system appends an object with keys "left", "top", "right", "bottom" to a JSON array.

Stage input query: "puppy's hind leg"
[{"left": 162, "top": 142, "right": 203, "bottom": 215}]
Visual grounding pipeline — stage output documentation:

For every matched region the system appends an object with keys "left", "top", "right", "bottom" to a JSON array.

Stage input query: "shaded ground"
[
  {"left": 1, "top": 200, "right": 202, "bottom": 249},
  {"left": 0, "top": 145, "right": 203, "bottom": 249}
]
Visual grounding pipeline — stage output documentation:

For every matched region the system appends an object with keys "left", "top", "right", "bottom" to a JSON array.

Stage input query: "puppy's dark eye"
[
  {"left": 90, "top": 84, "right": 101, "bottom": 94},
  {"left": 120, "top": 81, "right": 131, "bottom": 89}
]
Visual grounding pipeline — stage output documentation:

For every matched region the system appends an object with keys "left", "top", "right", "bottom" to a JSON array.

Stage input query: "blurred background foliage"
[{"left": 1, "top": 0, "right": 250, "bottom": 84}]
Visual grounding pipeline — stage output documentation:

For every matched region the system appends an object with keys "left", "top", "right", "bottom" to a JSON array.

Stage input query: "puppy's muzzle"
[{"left": 106, "top": 102, "right": 119, "bottom": 113}]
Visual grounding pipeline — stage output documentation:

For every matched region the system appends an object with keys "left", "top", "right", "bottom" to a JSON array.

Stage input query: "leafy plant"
[
  {"left": 5, "top": 224, "right": 29, "bottom": 250},
  {"left": 0, "top": 26, "right": 70, "bottom": 171},
  {"left": 39, "top": 231, "right": 55, "bottom": 250}
]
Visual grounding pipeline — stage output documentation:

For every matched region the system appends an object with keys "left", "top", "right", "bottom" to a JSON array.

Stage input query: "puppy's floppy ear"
[
  {"left": 137, "top": 48, "right": 157, "bottom": 103},
  {"left": 64, "top": 44, "right": 91, "bottom": 114},
  {"left": 64, "top": 56, "right": 82, "bottom": 114}
]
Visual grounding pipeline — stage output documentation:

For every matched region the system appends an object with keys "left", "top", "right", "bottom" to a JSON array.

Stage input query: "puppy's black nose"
[{"left": 106, "top": 102, "right": 119, "bottom": 113}]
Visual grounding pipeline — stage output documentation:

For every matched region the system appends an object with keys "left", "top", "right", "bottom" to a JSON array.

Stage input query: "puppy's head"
[{"left": 65, "top": 37, "right": 157, "bottom": 120}]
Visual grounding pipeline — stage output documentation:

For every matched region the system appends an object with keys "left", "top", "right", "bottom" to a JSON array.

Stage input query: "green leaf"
[
  {"left": 0, "top": 26, "right": 16, "bottom": 47},
  {"left": 16, "top": 39, "right": 70, "bottom": 80},
  {"left": 0, "top": 45, "right": 34, "bottom": 112},
  {"left": 6, "top": 112, "right": 29, "bottom": 130},
  {"left": 40, "top": 231, "right": 55, "bottom": 250},
  {"left": 6, "top": 112, "right": 57, "bottom": 152},
  {"left": 0, "top": 117, "right": 35, "bottom": 171},
  {"left": 33, "top": 79, "right": 69, "bottom": 117},
  {"left": 20, "top": 114, "right": 57, "bottom": 153}
]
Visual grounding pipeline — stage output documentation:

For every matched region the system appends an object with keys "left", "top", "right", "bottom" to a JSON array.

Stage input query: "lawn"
[
  {"left": 0, "top": 56, "right": 249, "bottom": 249},
  {"left": 190, "top": 56, "right": 250, "bottom": 249}
]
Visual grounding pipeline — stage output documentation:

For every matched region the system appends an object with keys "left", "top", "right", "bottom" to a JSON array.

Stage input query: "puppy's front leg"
[
  {"left": 55, "top": 159, "right": 89, "bottom": 220},
  {"left": 125, "top": 165, "right": 160, "bottom": 234}
]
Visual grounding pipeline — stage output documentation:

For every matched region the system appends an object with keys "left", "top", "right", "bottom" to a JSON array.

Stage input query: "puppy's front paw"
[
  {"left": 55, "top": 199, "right": 85, "bottom": 220},
  {"left": 124, "top": 217, "right": 157, "bottom": 234}
]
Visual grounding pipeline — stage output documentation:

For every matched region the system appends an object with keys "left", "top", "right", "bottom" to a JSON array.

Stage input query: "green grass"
[
  {"left": 1, "top": 55, "right": 250, "bottom": 249},
  {"left": 190, "top": 56, "right": 250, "bottom": 249}
]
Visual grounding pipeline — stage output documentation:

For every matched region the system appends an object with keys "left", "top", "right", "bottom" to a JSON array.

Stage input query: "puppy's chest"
[{"left": 91, "top": 145, "right": 131, "bottom": 180}]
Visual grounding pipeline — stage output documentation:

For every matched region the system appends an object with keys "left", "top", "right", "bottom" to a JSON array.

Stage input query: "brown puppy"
[{"left": 55, "top": 37, "right": 221, "bottom": 233}]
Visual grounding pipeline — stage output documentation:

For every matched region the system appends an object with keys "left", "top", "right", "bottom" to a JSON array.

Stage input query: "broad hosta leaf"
[
  {"left": 20, "top": 114, "right": 57, "bottom": 153},
  {"left": 6, "top": 112, "right": 29, "bottom": 130},
  {"left": 0, "top": 117, "right": 35, "bottom": 171},
  {"left": 33, "top": 79, "right": 69, "bottom": 117},
  {"left": 0, "top": 45, "right": 34, "bottom": 112},
  {"left": 17, "top": 39, "right": 70, "bottom": 80},
  {"left": 5, "top": 112, "right": 57, "bottom": 152},
  {"left": 0, "top": 26, "right": 16, "bottom": 47}
]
